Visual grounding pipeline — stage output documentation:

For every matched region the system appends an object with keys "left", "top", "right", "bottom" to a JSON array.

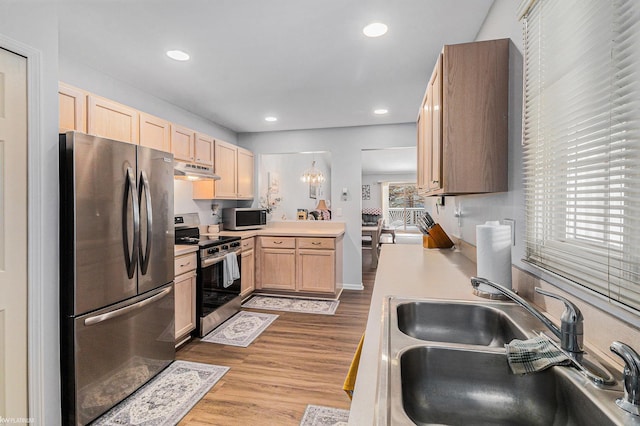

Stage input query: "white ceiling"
[
  {"left": 362, "top": 147, "right": 416, "bottom": 175},
  {"left": 58, "top": 0, "right": 494, "bottom": 133}
]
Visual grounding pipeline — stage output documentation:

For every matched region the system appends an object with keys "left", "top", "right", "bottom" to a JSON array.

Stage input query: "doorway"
[
  {"left": 0, "top": 46, "right": 29, "bottom": 420},
  {"left": 361, "top": 147, "right": 421, "bottom": 245},
  {"left": 383, "top": 182, "right": 424, "bottom": 233}
]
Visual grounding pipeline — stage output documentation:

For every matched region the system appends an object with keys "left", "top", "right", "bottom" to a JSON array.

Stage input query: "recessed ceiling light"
[
  {"left": 166, "top": 50, "right": 190, "bottom": 61},
  {"left": 363, "top": 22, "right": 388, "bottom": 38},
  {"left": 374, "top": 109, "right": 389, "bottom": 115},
  {"left": 265, "top": 116, "right": 278, "bottom": 122}
]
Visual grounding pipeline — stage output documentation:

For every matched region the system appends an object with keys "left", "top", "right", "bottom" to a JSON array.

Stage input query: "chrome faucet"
[
  {"left": 470, "top": 276, "right": 583, "bottom": 354},
  {"left": 610, "top": 341, "right": 640, "bottom": 416}
]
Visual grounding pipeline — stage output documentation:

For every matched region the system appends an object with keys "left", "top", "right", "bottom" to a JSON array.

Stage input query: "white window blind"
[{"left": 522, "top": 0, "right": 640, "bottom": 311}]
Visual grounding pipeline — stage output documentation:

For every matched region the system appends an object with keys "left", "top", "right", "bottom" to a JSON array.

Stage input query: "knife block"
[{"left": 423, "top": 224, "right": 454, "bottom": 249}]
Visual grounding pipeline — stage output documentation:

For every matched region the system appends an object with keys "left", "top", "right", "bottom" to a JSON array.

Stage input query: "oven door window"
[{"left": 198, "top": 254, "right": 241, "bottom": 317}]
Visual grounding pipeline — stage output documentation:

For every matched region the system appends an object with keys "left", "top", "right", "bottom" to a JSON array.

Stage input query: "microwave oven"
[{"left": 222, "top": 208, "right": 268, "bottom": 230}]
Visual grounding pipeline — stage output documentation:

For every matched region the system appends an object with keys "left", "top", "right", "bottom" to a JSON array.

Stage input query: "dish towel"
[
  {"left": 343, "top": 334, "right": 364, "bottom": 400},
  {"left": 505, "top": 336, "right": 572, "bottom": 374},
  {"left": 223, "top": 252, "right": 240, "bottom": 288}
]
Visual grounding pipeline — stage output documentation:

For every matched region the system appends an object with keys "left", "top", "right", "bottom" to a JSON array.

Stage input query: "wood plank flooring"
[{"left": 177, "top": 257, "right": 376, "bottom": 425}]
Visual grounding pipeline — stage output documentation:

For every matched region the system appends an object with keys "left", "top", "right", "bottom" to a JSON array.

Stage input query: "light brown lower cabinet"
[
  {"left": 240, "top": 237, "right": 255, "bottom": 298},
  {"left": 174, "top": 251, "right": 197, "bottom": 346},
  {"left": 258, "top": 246, "right": 297, "bottom": 291},
  {"left": 174, "top": 271, "right": 196, "bottom": 345},
  {"left": 297, "top": 249, "right": 335, "bottom": 293},
  {"left": 256, "top": 236, "right": 342, "bottom": 296}
]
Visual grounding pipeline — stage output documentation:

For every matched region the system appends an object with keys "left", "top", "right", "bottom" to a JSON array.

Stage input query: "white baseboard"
[{"left": 342, "top": 282, "right": 364, "bottom": 291}]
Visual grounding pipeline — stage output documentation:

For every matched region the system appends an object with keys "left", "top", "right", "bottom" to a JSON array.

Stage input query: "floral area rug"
[
  {"left": 242, "top": 295, "right": 340, "bottom": 315},
  {"left": 92, "top": 360, "right": 228, "bottom": 426},
  {"left": 200, "top": 311, "right": 278, "bottom": 347},
  {"left": 299, "top": 405, "right": 350, "bottom": 426}
]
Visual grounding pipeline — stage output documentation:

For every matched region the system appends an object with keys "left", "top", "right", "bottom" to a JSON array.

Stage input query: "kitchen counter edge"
[{"left": 348, "top": 244, "right": 479, "bottom": 425}]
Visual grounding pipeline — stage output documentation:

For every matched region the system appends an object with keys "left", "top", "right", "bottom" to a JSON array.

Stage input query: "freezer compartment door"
[
  {"left": 137, "top": 145, "right": 175, "bottom": 294},
  {"left": 62, "top": 283, "right": 175, "bottom": 426}
]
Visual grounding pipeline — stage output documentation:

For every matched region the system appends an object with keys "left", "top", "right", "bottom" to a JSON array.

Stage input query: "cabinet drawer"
[
  {"left": 259, "top": 236, "right": 296, "bottom": 249},
  {"left": 241, "top": 237, "right": 255, "bottom": 251},
  {"left": 297, "top": 238, "right": 335, "bottom": 250},
  {"left": 174, "top": 253, "right": 197, "bottom": 276}
]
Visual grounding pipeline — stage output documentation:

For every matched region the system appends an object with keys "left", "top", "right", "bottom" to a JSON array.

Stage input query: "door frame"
[{"left": 0, "top": 34, "right": 46, "bottom": 422}]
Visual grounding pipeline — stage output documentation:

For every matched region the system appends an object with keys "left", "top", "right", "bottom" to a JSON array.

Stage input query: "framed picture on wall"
[
  {"left": 309, "top": 184, "right": 317, "bottom": 199},
  {"left": 362, "top": 184, "right": 371, "bottom": 200}
]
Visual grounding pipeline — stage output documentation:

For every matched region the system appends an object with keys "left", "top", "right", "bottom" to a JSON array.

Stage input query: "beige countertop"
[
  {"left": 174, "top": 245, "right": 198, "bottom": 256},
  {"left": 349, "top": 244, "right": 480, "bottom": 425},
  {"left": 204, "top": 222, "right": 346, "bottom": 239}
]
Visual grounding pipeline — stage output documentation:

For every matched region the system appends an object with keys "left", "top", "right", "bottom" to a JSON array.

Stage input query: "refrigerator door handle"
[
  {"left": 84, "top": 285, "right": 172, "bottom": 326},
  {"left": 123, "top": 166, "right": 140, "bottom": 279},
  {"left": 138, "top": 169, "right": 153, "bottom": 275}
]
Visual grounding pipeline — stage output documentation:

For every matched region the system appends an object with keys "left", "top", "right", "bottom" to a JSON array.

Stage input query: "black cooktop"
[{"left": 175, "top": 226, "right": 239, "bottom": 248}]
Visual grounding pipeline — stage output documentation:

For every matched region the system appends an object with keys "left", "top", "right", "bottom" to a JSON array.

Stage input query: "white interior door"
[{"left": 0, "top": 47, "right": 29, "bottom": 421}]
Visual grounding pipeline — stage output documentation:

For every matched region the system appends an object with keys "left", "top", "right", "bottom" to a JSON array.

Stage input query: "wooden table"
[{"left": 362, "top": 225, "right": 381, "bottom": 267}]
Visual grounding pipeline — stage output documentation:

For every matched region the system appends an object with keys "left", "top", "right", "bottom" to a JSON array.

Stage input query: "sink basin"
[
  {"left": 376, "top": 297, "right": 625, "bottom": 425},
  {"left": 396, "top": 301, "right": 526, "bottom": 346},
  {"left": 400, "top": 346, "right": 614, "bottom": 425}
]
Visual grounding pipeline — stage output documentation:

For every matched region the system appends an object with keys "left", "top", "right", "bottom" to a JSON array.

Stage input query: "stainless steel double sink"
[{"left": 375, "top": 297, "right": 631, "bottom": 425}]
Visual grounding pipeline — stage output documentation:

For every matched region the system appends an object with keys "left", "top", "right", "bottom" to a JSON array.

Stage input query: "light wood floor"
[{"left": 177, "top": 256, "right": 376, "bottom": 425}]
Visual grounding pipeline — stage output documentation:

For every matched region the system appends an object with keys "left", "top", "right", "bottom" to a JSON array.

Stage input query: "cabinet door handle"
[
  {"left": 312, "top": 242, "right": 321, "bottom": 245},
  {"left": 432, "top": 180, "right": 439, "bottom": 184},
  {"left": 179, "top": 261, "right": 191, "bottom": 267},
  {"left": 273, "top": 241, "right": 283, "bottom": 245}
]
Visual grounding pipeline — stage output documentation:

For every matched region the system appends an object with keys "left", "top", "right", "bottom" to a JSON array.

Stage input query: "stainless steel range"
[{"left": 175, "top": 214, "right": 242, "bottom": 337}]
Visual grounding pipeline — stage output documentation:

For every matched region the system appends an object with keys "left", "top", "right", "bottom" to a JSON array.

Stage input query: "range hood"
[{"left": 173, "top": 161, "right": 220, "bottom": 181}]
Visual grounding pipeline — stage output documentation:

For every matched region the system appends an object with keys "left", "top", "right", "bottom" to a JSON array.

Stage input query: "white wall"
[
  {"left": 362, "top": 173, "right": 417, "bottom": 210},
  {"left": 258, "top": 152, "right": 332, "bottom": 221},
  {"left": 0, "top": 2, "right": 61, "bottom": 423},
  {"left": 239, "top": 123, "right": 416, "bottom": 287}
]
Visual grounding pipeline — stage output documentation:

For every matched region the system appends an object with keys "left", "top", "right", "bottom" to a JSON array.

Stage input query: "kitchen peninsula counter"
[
  {"left": 349, "top": 244, "right": 480, "bottom": 425},
  {"left": 208, "top": 221, "right": 346, "bottom": 239},
  {"left": 211, "top": 222, "right": 346, "bottom": 298}
]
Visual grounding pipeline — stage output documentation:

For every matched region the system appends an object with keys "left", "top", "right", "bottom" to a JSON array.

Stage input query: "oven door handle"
[{"left": 201, "top": 249, "right": 242, "bottom": 268}]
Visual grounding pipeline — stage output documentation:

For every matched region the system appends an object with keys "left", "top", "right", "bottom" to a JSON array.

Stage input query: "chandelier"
[{"left": 300, "top": 161, "right": 325, "bottom": 185}]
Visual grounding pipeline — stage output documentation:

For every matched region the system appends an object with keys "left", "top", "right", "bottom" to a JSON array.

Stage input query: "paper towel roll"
[{"left": 476, "top": 221, "right": 512, "bottom": 294}]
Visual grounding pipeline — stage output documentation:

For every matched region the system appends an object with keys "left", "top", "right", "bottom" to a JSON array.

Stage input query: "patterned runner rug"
[
  {"left": 200, "top": 311, "right": 278, "bottom": 347},
  {"left": 242, "top": 295, "right": 340, "bottom": 315},
  {"left": 93, "top": 361, "right": 228, "bottom": 426},
  {"left": 299, "top": 405, "right": 349, "bottom": 426}
]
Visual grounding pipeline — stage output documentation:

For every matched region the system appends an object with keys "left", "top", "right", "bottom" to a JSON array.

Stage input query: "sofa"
[{"left": 362, "top": 208, "right": 382, "bottom": 226}]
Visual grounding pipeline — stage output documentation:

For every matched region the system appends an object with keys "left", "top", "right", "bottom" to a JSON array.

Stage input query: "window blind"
[{"left": 522, "top": 0, "right": 640, "bottom": 311}]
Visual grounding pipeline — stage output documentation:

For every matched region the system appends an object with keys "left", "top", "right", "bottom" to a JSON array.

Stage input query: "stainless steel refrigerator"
[{"left": 59, "top": 132, "right": 175, "bottom": 425}]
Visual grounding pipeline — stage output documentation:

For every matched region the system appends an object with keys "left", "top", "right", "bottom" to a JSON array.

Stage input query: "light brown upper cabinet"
[
  {"left": 212, "top": 140, "right": 237, "bottom": 198},
  {"left": 171, "top": 126, "right": 215, "bottom": 167},
  {"left": 87, "top": 94, "right": 140, "bottom": 144},
  {"left": 139, "top": 112, "right": 171, "bottom": 152},
  {"left": 59, "top": 83, "right": 87, "bottom": 133},
  {"left": 193, "top": 140, "right": 254, "bottom": 200},
  {"left": 236, "top": 147, "right": 255, "bottom": 199},
  {"left": 417, "top": 38, "right": 509, "bottom": 196},
  {"left": 170, "top": 124, "right": 195, "bottom": 162},
  {"left": 194, "top": 133, "right": 214, "bottom": 167}
]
